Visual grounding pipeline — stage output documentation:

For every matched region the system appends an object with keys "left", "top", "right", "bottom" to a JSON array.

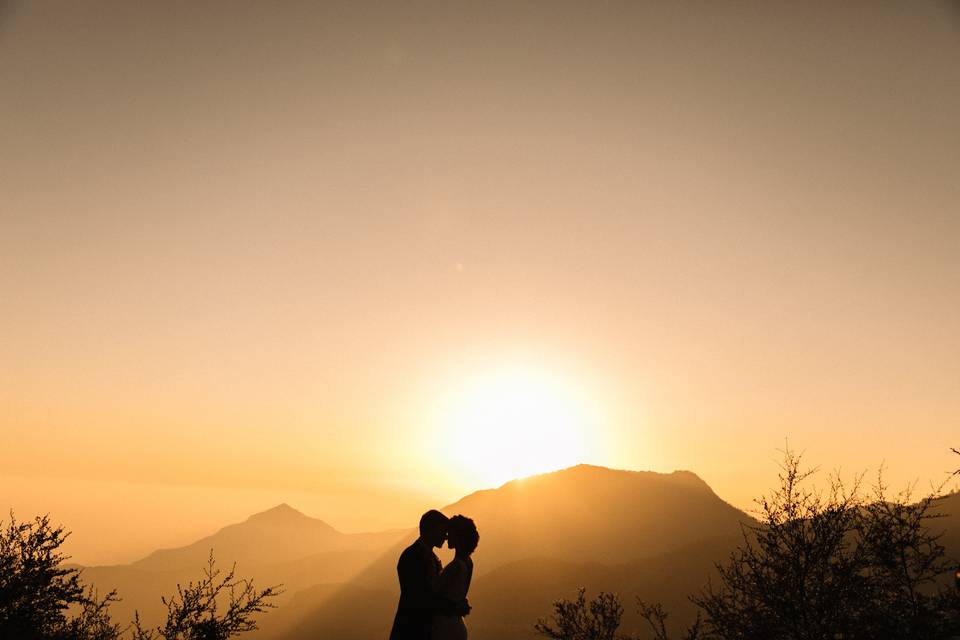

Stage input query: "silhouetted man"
[{"left": 389, "top": 510, "right": 468, "bottom": 640}]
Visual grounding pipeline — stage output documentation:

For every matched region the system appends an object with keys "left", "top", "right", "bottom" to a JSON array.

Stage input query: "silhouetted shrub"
[
  {"left": 0, "top": 512, "right": 122, "bottom": 640},
  {"left": 130, "top": 551, "right": 281, "bottom": 640},
  {"left": 534, "top": 587, "right": 623, "bottom": 640}
]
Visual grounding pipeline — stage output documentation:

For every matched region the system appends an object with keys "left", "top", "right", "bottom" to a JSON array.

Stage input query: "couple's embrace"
[{"left": 389, "top": 510, "right": 479, "bottom": 640}]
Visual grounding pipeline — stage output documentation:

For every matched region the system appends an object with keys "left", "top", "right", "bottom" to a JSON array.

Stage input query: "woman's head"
[{"left": 446, "top": 514, "right": 479, "bottom": 556}]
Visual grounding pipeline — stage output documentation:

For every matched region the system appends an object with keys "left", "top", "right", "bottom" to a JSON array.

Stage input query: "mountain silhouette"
[
  {"left": 68, "top": 468, "right": 960, "bottom": 640},
  {"left": 344, "top": 464, "right": 752, "bottom": 593},
  {"left": 131, "top": 503, "right": 399, "bottom": 572},
  {"left": 80, "top": 504, "right": 406, "bottom": 630},
  {"left": 266, "top": 464, "right": 755, "bottom": 639},
  {"left": 441, "top": 464, "right": 750, "bottom": 569}
]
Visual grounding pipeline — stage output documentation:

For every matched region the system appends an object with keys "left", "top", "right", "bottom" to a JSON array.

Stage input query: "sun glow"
[{"left": 435, "top": 365, "right": 602, "bottom": 488}]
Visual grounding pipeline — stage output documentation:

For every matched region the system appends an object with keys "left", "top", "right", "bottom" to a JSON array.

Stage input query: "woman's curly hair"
[{"left": 448, "top": 514, "right": 479, "bottom": 554}]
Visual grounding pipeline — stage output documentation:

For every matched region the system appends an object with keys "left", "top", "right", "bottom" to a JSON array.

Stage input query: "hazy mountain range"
[{"left": 76, "top": 465, "right": 960, "bottom": 640}]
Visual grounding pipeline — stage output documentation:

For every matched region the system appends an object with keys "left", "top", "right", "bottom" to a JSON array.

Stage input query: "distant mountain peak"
[{"left": 246, "top": 503, "right": 316, "bottom": 525}]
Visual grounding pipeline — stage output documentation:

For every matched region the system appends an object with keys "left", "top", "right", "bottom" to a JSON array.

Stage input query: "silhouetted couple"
[{"left": 389, "top": 510, "right": 479, "bottom": 640}]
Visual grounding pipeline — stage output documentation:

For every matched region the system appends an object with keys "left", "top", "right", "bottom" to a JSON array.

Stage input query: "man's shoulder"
[{"left": 399, "top": 540, "right": 427, "bottom": 562}]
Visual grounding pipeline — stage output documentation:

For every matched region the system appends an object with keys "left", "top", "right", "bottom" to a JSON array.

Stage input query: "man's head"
[{"left": 419, "top": 509, "right": 449, "bottom": 548}]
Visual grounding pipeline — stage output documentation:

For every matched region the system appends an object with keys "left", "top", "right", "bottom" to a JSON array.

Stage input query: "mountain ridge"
[
  {"left": 78, "top": 463, "right": 756, "bottom": 639},
  {"left": 437, "top": 462, "right": 752, "bottom": 570},
  {"left": 70, "top": 465, "right": 960, "bottom": 640}
]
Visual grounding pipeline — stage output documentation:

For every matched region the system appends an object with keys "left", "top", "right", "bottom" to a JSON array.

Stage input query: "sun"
[{"left": 435, "top": 365, "right": 601, "bottom": 488}]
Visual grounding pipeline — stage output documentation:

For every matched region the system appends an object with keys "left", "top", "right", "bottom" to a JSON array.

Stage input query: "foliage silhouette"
[
  {"left": 534, "top": 588, "right": 623, "bottom": 640},
  {"left": 0, "top": 512, "right": 122, "bottom": 640},
  {"left": 131, "top": 551, "right": 281, "bottom": 640}
]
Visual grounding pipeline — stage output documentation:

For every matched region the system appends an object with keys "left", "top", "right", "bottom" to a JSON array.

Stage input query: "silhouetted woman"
[{"left": 431, "top": 515, "right": 478, "bottom": 640}]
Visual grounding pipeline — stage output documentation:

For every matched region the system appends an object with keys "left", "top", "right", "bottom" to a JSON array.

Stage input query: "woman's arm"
[{"left": 433, "top": 561, "right": 470, "bottom": 616}]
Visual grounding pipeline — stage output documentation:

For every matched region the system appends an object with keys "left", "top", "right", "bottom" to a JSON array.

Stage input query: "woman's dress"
[{"left": 431, "top": 556, "right": 472, "bottom": 640}]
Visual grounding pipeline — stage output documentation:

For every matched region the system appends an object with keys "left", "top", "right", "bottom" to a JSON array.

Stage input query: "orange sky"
[{"left": 2, "top": 1, "right": 959, "bottom": 565}]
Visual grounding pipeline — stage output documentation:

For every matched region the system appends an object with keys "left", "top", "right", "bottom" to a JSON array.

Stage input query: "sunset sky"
[{"left": 2, "top": 1, "right": 959, "bottom": 565}]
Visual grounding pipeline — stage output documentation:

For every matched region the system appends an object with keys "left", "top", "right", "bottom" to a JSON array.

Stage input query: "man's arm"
[{"left": 399, "top": 546, "right": 443, "bottom": 612}]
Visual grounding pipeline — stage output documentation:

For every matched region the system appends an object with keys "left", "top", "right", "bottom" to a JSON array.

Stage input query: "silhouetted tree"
[
  {"left": 0, "top": 512, "right": 122, "bottom": 640},
  {"left": 130, "top": 551, "right": 281, "bottom": 640},
  {"left": 534, "top": 588, "right": 623, "bottom": 640},
  {"left": 693, "top": 449, "right": 869, "bottom": 639},
  {"left": 691, "top": 450, "right": 960, "bottom": 639},
  {"left": 855, "top": 474, "right": 957, "bottom": 637}
]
